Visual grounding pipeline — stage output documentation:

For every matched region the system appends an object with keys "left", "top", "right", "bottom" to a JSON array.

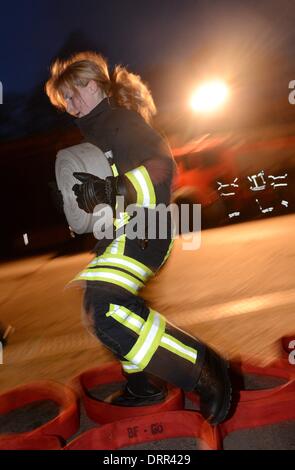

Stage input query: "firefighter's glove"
[{"left": 72, "top": 172, "right": 117, "bottom": 214}]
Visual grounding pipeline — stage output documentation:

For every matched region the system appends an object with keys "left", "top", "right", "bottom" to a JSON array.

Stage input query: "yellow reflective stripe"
[
  {"left": 160, "top": 333, "right": 198, "bottom": 364},
  {"left": 89, "top": 259, "right": 148, "bottom": 282},
  {"left": 114, "top": 211, "right": 130, "bottom": 229},
  {"left": 102, "top": 233, "right": 126, "bottom": 255},
  {"left": 106, "top": 304, "right": 144, "bottom": 335},
  {"left": 89, "top": 253, "right": 152, "bottom": 273},
  {"left": 111, "top": 163, "right": 119, "bottom": 177},
  {"left": 125, "top": 165, "right": 156, "bottom": 208},
  {"left": 89, "top": 254, "right": 152, "bottom": 281},
  {"left": 125, "top": 310, "right": 166, "bottom": 370},
  {"left": 121, "top": 361, "right": 142, "bottom": 374},
  {"left": 75, "top": 268, "right": 143, "bottom": 294},
  {"left": 127, "top": 170, "right": 144, "bottom": 206},
  {"left": 119, "top": 255, "right": 152, "bottom": 277},
  {"left": 160, "top": 238, "right": 174, "bottom": 268}
]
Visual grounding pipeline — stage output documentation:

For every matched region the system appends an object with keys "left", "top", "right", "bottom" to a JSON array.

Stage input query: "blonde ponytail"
[{"left": 111, "top": 65, "right": 157, "bottom": 125}]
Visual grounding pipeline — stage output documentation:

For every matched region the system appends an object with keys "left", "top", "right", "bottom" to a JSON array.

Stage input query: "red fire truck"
[{"left": 171, "top": 132, "right": 295, "bottom": 228}]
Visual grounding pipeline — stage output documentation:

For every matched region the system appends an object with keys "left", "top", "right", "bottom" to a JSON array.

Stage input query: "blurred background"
[
  {"left": 0, "top": 0, "right": 294, "bottom": 394},
  {"left": 1, "top": 0, "right": 295, "bottom": 258}
]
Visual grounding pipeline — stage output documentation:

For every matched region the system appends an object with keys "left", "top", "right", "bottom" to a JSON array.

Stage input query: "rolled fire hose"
[
  {"left": 55, "top": 142, "right": 113, "bottom": 234},
  {"left": 0, "top": 381, "right": 79, "bottom": 449}
]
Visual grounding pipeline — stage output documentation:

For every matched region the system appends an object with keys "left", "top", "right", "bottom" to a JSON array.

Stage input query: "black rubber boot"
[
  {"left": 194, "top": 346, "right": 232, "bottom": 425},
  {"left": 106, "top": 371, "right": 167, "bottom": 406},
  {"left": 107, "top": 382, "right": 167, "bottom": 407}
]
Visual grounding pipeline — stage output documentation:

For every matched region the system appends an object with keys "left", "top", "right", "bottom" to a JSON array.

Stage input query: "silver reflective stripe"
[
  {"left": 131, "top": 313, "right": 161, "bottom": 365},
  {"left": 108, "top": 305, "right": 144, "bottom": 332},
  {"left": 160, "top": 334, "right": 197, "bottom": 363},
  {"left": 125, "top": 166, "right": 156, "bottom": 208},
  {"left": 78, "top": 270, "right": 141, "bottom": 291},
  {"left": 122, "top": 363, "right": 141, "bottom": 372},
  {"left": 105, "top": 150, "right": 114, "bottom": 161},
  {"left": 133, "top": 168, "right": 150, "bottom": 207},
  {"left": 110, "top": 240, "right": 119, "bottom": 254},
  {"left": 90, "top": 256, "right": 149, "bottom": 280}
]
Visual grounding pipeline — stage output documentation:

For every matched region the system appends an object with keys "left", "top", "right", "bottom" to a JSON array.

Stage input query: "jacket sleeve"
[{"left": 111, "top": 109, "right": 177, "bottom": 208}]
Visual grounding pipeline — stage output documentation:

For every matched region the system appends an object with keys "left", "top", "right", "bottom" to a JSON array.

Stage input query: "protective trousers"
[{"left": 79, "top": 234, "right": 206, "bottom": 392}]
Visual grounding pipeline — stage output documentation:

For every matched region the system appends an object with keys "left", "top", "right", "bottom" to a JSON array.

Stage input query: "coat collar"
[{"left": 75, "top": 96, "right": 116, "bottom": 132}]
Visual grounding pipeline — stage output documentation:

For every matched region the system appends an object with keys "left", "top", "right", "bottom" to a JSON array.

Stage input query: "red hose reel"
[
  {"left": 0, "top": 381, "right": 79, "bottom": 450},
  {"left": 0, "top": 335, "right": 294, "bottom": 450},
  {"left": 64, "top": 410, "right": 219, "bottom": 450},
  {"left": 70, "top": 361, "right": 184, "bottom": 425}
]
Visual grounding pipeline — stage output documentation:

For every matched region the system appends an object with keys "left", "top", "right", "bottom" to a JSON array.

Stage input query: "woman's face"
[{"left": 63, "top": 80, "right": 104, "bottom": 117}]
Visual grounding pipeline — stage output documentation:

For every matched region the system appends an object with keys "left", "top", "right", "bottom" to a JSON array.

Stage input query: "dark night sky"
[
  {"left": 1, "top": 0, "right": 295, "bottom": 94},
  {"left": 1, "top": 0, "right": 295, "bottom": 141},
  {"left": 2, "top": 0, "right": 204, "bottom": 94}
]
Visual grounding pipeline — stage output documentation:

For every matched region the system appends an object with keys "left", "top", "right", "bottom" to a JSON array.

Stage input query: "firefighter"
[{"left": 45, "top": 51, "right": 231, "bottom": 425}]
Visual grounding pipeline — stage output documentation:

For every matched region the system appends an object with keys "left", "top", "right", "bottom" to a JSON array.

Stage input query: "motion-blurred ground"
[{"left": 0, "top": 214, "right": 294, "bottom": 393}]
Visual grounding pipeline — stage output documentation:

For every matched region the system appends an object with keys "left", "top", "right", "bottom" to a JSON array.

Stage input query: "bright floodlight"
[{"left": 190, "top": 80, "right": 229, "bottom": 113}]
